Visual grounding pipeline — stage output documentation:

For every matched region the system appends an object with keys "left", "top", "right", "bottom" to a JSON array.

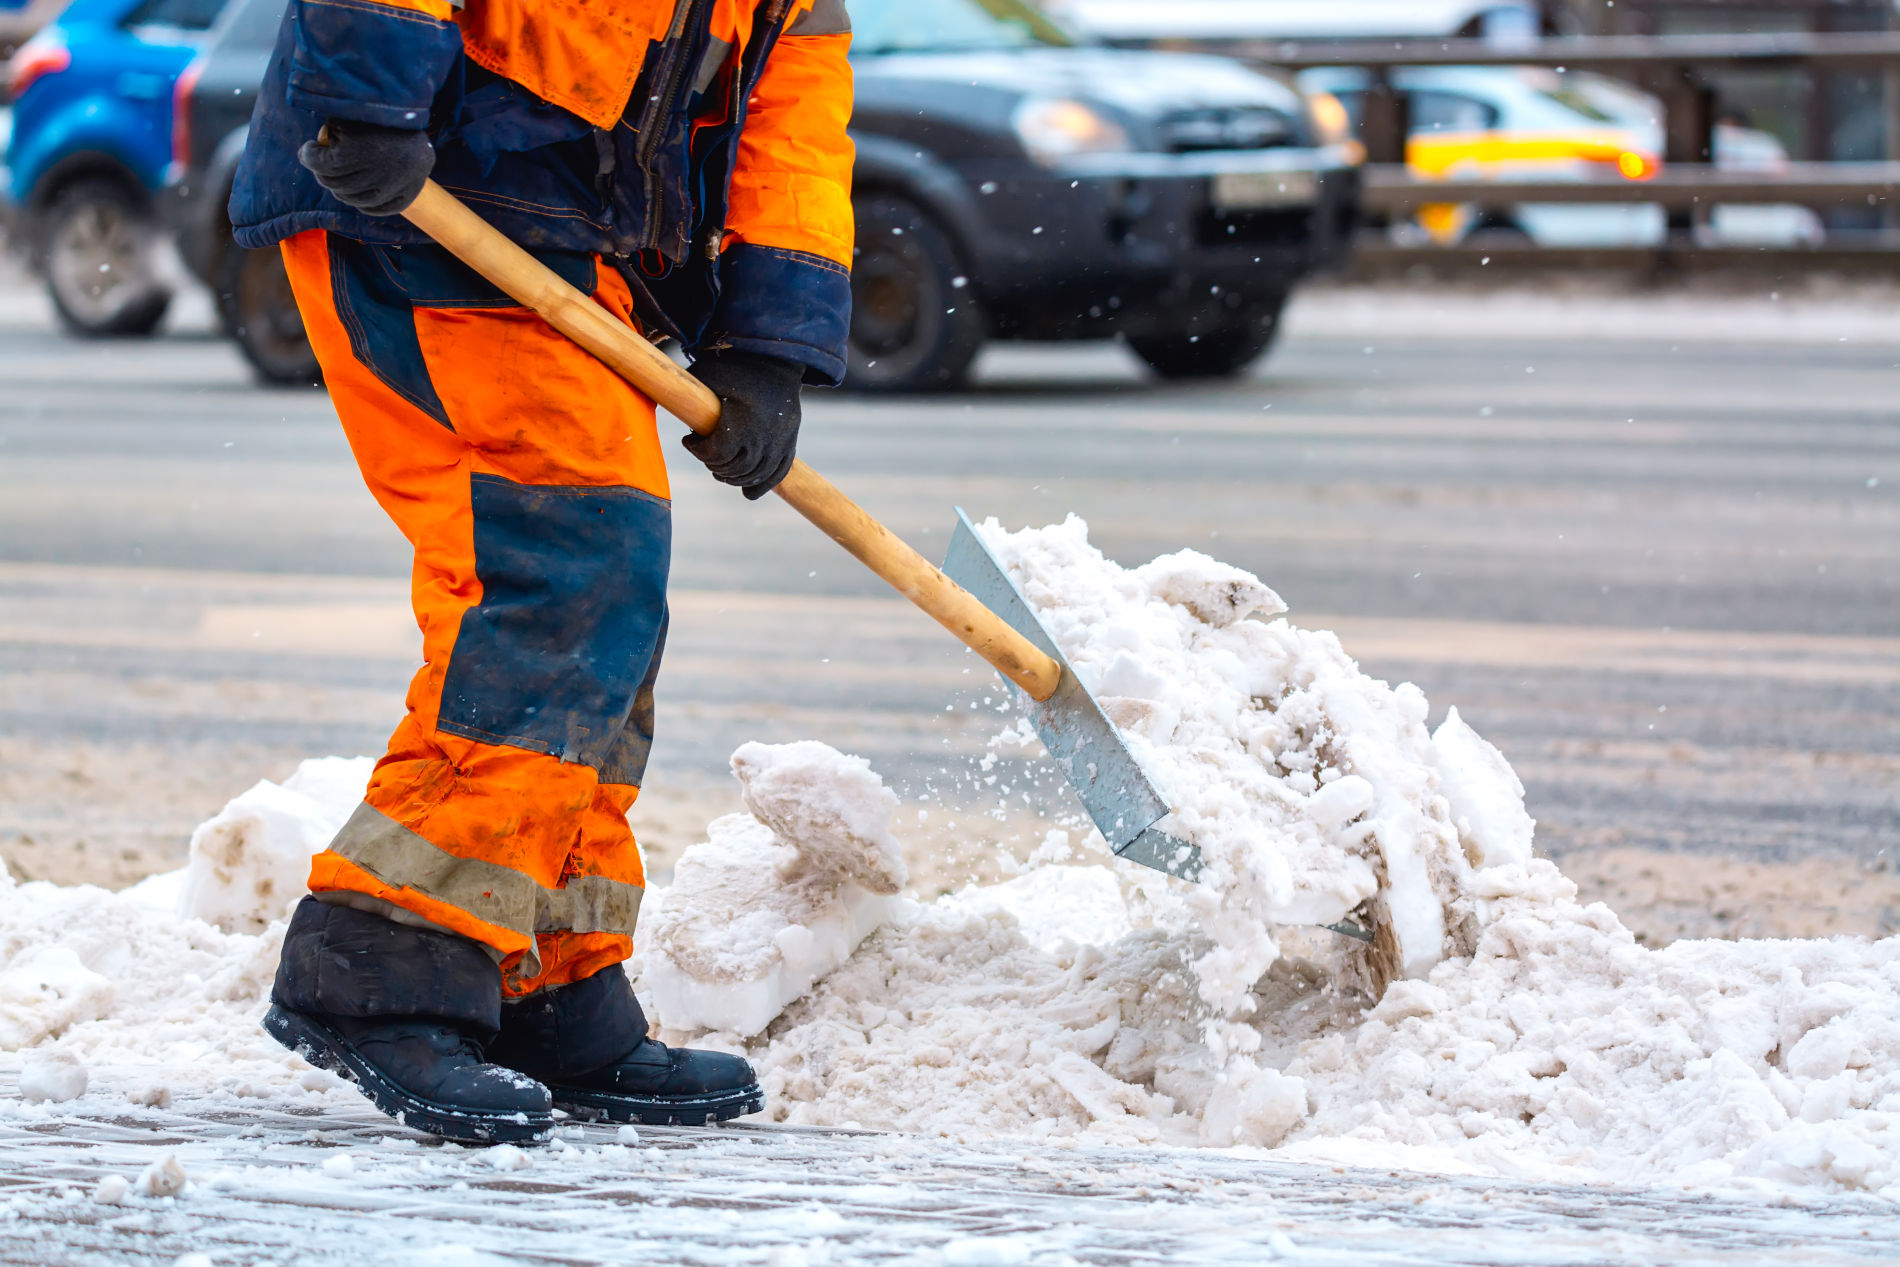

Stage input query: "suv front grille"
[
  {"left": 1156, "top": 107, "right": 1300, "bottom": 152},
  {"left": 1197, "top": 207, "right": 1311, "bottom": 248}
]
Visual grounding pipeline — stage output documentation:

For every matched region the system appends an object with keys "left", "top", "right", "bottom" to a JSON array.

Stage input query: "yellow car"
[{"left": 1298, "top": 65, "right": 1819, "bottom": 246}]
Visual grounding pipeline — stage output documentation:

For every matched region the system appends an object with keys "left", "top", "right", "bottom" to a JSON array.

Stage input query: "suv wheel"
[
  {"left": 216, "top": 245, "right": 322, "bottom": 386},
  {"left": 843, "top": 195, "right": 984, "bottom": 393},
  {"left": 1127, "top": 297, "right": 1287, "bottom": 382},
  {"left": 41, "top": 178, "right": 172, "bottom": 337}
]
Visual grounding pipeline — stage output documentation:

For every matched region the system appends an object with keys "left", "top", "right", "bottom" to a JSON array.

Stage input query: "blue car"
[{"left": 2, "top": 0, "right": 224, "bottom": 334}]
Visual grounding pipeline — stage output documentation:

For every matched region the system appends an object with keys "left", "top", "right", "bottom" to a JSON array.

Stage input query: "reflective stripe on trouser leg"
[{"left": 280, "top": 230, "right": 668, "bottom": 994}]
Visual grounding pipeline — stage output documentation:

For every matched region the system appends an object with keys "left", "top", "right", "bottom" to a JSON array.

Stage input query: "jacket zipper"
[{"left": 634, "top": 0, "right": 716, "bottom": 254}]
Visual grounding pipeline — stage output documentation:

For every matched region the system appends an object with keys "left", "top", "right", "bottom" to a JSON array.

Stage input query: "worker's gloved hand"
[
  {"left": 684, "top": 350, "right": 804, "bottom": 500},
  {"left": 298, "top": 120, "right": 436, "bottom": 217}
]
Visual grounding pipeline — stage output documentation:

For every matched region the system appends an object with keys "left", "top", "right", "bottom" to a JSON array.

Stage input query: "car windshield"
[
  {"left": 1535, "top": 85, "right": 1618, "bottom": 124},
  {"left": 849, "top": 0, "right": 1073, "bottom": 55}
]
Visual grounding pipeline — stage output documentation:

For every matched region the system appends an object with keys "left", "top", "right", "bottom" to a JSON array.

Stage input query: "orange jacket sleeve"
[
  {"left": 698, "top": 0, "right": 855, "bottom": 384},
  {"left": 726, "top": 9, "right": 854, "bottom": 266}
]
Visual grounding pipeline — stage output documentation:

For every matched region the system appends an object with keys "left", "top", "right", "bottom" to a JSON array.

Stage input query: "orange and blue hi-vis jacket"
[{"left": 229, "top": 0, "right": 855, "bottom": 384}]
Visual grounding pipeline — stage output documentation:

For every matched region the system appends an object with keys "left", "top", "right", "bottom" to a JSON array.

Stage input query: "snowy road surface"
[
  {"left": 3, "top": 268, "right": 1896, "bottom": 918},
  {"left": 3, "top": 268, "right": 1900, "bottom": 1261},
  {"left": 4, "top": 1083, "right": 1896, "bottom": 1266}
]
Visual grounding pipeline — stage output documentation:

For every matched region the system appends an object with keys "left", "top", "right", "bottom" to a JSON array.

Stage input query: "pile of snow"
[
  {"left": 975, "top": 515, "right": 1528, "bottom": 999},
  {"left": 1288, "top": 863, "right": 1900, "bottom": 1192},
  {"left": 0, "top": 855, "right": 305, "bottom": 1107},
  {"left": 1, "top": 521, "right": 1895, "bottom": 1201},
  {"left": 0, "top": 758, "right": 369, "bottom": 1113},
  {"left": 637, "top": 741, "right": 907, "bottom": 1037}
]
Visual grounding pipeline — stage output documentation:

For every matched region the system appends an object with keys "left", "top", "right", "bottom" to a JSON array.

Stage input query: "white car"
[{"left": 1295, "top": 65, "right": 1824, "bottom": 247}]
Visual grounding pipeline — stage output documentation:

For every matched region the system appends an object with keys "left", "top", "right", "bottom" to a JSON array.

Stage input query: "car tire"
[
  {"left": 1462, "top": 219, "right": 1533, "bottom": 245},
  {"left": 1126, "top": 297, "right": 1287, "bottom": 382},
  {"left": 216, "top": 244, "right": 322, "bottom": 387},
  {"left": 40, "top": 177, "right": 172, "bottom": 338},
  {"left": 842, "top": 195, "right": 984, "bottom": 393}
]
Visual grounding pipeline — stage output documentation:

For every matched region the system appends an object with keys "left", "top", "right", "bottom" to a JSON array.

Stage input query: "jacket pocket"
[{"left": 455, "top": 0, "right": 672, "bottom": 130}]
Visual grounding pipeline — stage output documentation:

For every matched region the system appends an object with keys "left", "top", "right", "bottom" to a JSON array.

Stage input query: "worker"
[{"left": 226, "top": 0, "right": 854, "bottom": 1143}]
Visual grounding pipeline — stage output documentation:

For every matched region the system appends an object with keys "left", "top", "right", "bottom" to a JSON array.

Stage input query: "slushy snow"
[{"left": 3, "top": 519, "right": 1897, "bottom": 1201}]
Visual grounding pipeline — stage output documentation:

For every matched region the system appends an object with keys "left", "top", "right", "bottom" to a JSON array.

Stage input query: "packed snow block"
[
  {"left": 19, "top": 1049, "right": 89, "bottom": 1103},
  {"left": 638, "top": 741, "right": 907, "bottom": 1039},
  {"left": 0, "top": 947, "right": 114, "bottom": 1050},
  {"left": 178, "top": 757, "right": 372, "bottom": 933}
]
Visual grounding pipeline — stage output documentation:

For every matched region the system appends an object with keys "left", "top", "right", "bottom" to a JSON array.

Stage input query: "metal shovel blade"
[{"left": 942, "top": 509, "right": 1202, "bottom": 881}]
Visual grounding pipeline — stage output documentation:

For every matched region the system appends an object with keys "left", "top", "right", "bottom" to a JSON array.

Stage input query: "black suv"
[
  {"left": 164, "top": 0, "right": 310, "bottom": 382},
  {"left": 169, "top": 0, "right": 1359, "bottom": 389}
]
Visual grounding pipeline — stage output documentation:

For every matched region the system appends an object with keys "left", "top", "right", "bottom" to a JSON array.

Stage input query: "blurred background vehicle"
[
  {"left": 168, "top": 0, "right": 1363, "bottom": 391},
  {"left": 0, "top": 0, "right": 70, "bottom": 58},
  {"left": 1, "top": 0, "right": 224, "bottom": 335},
  {"left": 1296, "top": 65, "right": 1823, "bottom": 247},
  {"left": 164, "top": 0, "right": 311, "bottom": 383},
  {"left": 841, "top": 0, "right": 1360, "bottom": 389},
  {"left": 12, "top": 0, "right": 1887, "bottom": 378}
]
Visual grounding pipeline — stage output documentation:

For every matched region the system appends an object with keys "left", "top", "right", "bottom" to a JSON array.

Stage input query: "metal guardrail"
[
  {"left": 1361, "top": 162, "right": 1900, "bottom": 213},
  {"left": 1223, "top": 31, "right": 1900, "bottom": 73},
  {"left": 1122, "top": 29, "right": 1900, "bottom": 269},
  {"left": 1346, "top": 240, "right": 1900, "bottom": 278},
  {"left": 1127, "top": 31, "right": 1900, "bottom": 173}
]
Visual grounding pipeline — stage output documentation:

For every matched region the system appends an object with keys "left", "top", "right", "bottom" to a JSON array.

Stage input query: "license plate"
[{"left": 1211, "top": 170, "right": 1318, "bottom": 211}]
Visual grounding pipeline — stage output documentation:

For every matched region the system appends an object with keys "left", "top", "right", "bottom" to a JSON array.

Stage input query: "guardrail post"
[
  {"left": 1360, "top": 67, "right": 1409, "bottom": 231},
  {"left": 1661, "top": 66, "right": 1717, "bottom": 241},
  {"left": 1886, "top": 65, "right": 1900, "bottom": 230}
]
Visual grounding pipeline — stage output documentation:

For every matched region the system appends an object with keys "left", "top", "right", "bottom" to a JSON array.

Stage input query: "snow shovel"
[{"left": 398, "top": 181, "right": 1205, "bottom": 882}]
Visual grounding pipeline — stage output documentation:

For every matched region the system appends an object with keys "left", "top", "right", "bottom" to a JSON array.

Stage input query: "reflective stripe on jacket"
[{"left": 229, "top": 0, "right": 854, "bottom": 384}]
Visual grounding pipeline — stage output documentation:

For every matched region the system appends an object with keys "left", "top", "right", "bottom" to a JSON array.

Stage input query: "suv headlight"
[
  {"left": 1304, "top": 89, "right": 1364, "bottom": 164},
  {"left": 1305, "top": 90, "right": 1352, "bottom": 146},
  {"left": 1013, "top": 98, "right": 1129, "bottom": 167}
]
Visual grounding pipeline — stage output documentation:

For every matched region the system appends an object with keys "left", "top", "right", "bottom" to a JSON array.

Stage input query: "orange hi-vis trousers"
[{"left": 281, "top": 229, "right": 667, "bottom": 997}]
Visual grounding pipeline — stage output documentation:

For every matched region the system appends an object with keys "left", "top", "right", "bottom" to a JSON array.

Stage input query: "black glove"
[
  {"left": 298, "top": 120, "right": 435, "bottom": 217},
  {"left": 684, "top": 350, "right": 804, "bottom": 500}
]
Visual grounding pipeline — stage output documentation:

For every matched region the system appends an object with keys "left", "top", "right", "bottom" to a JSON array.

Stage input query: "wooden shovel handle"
[{"left": 401, "top": 180, "right": 1062, "bottom": 700}]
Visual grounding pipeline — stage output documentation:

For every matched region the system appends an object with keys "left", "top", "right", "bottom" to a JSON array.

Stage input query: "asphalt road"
[{"left": 1, "top": 271, "right": 1896, "bottom": 926}]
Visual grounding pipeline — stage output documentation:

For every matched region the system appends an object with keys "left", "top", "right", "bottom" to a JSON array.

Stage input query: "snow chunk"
[
  {"left": 733, "top": 741, "right": 907, "bottom": 898},
  {"left": 178, "top": 756, "right": 371, "bottom": 933},
  {"left": 1432, "top": 707, "right": 1535, "bottom": 868},
  {"left": 1201, "top": 1062, "right": 1307, "bottom": 1148},
  {"left": 136, "top": 1154, "right": 187, "bottom": 1198},
  {"left": 19, "top": 1049, "right": 89, "bottom": 1103},
  {"left": 639, "top": 742, "right": 907, "bottom": 1038},
  {"left": 0, "top": 946, "right": 114, "bottom": 1049},
  {"left": 1131, "top": 548, "right": 1286, "bottom": 627}
]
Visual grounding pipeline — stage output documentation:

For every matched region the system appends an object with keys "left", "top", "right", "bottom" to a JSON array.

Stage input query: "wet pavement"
[{"left": 4, "top": 1080, "right": 1897, "bottom": 1266}]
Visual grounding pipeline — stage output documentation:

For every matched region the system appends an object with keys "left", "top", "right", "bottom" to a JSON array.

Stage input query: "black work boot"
[
  {"left": 487, "top": 967, "right": 764, "bottom": 1126},
  {"left": 264, "top": 897, "right": 553, "bottom": 1145}
]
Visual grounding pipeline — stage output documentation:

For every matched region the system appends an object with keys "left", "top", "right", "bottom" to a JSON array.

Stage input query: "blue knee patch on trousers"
[{"left": 438, "top": 473, "right": 670, "bottom": 785}]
